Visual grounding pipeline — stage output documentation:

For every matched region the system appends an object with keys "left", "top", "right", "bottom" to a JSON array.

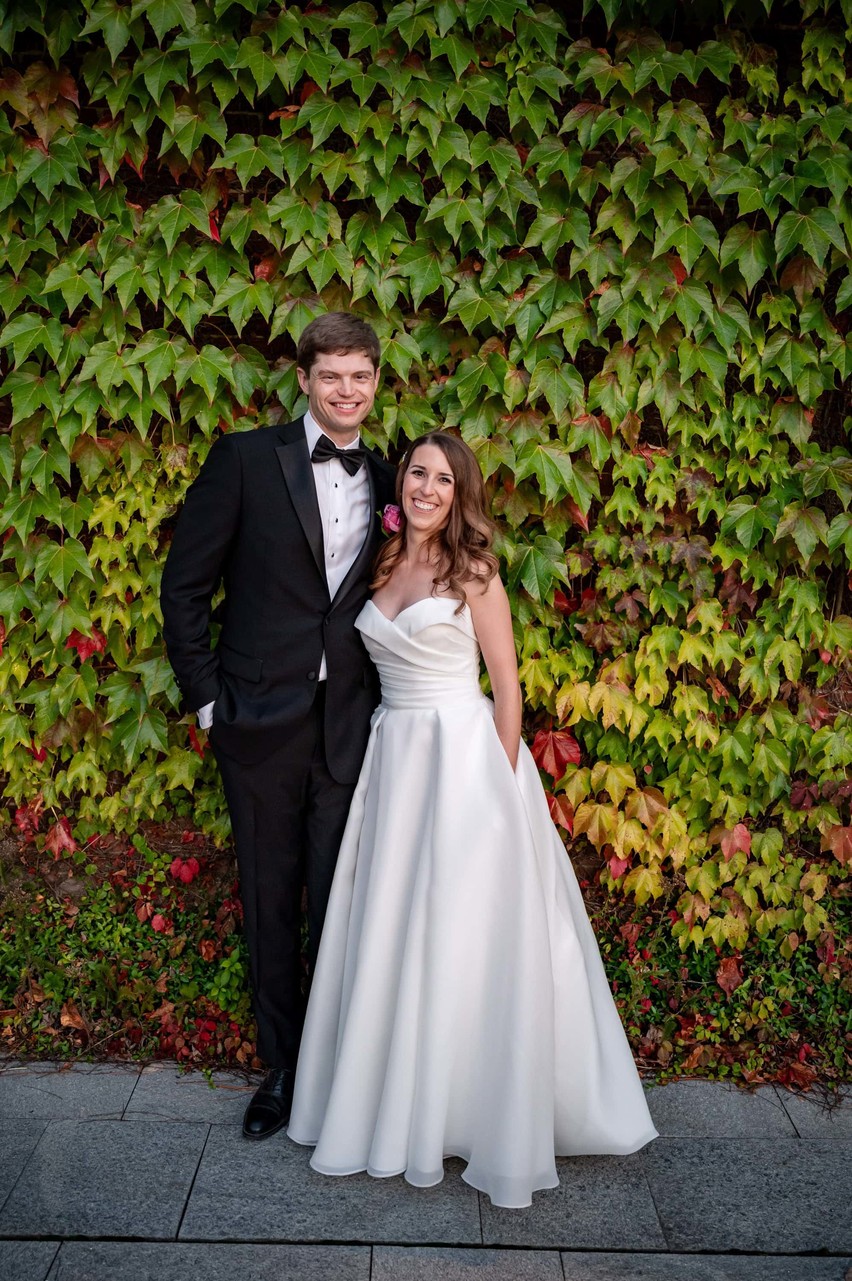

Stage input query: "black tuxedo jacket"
[{"left": 160, "top": 418, "right": 396, "bottom": 780}]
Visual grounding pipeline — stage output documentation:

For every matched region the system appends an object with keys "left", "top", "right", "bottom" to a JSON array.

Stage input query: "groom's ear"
[{"left": 297, "top": 366, "right": 310, "bottom": 395}]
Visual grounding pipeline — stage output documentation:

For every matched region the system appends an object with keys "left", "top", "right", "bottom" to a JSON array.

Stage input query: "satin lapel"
[
  {"left": 333, "top": 451, "right": 381, "bottom": 609},
  {"left": 274, "top": 420, "right": 325, "bottom": 580}
]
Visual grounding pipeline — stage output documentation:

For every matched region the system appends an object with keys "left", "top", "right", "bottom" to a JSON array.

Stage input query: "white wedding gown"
[{"left": 287, "top": 597, "right": 657, "bottom": 1207}]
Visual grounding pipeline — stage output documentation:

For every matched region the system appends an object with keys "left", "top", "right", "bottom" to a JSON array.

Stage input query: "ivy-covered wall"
[{"left": 1, "top": 0, "right": 851, "bottom": 995}]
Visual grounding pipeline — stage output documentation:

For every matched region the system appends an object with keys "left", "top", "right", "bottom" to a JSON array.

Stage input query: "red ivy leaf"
[
  {"left": 576, "top": 618, "right": 621, "bottom": 653},
  {"left": 15, "top": 794, "right": 44, "bottom": 837},
  {"left": 547, "top": 793, "right": 574, "bottom": 833},
  {"left": 608, "top": 851, "right": 630, "bottom": 879},
  {"left": 170, "top": 856, "right": 200, "bottom": 884},
  {"left": 531, "top": 728, "right": 581, "bottom": 779},
  {"left": 208, "top": 212, "right": 221, "bottom": 243},
  {"left": 778, "top": 1060, "right": 817, "bottom": 1090},
  {"left": 125, "top": 146, "right": 147, "bottom": 179},
  {"left": 566, "top": 497, "right": 589, "bottom": 532},
  {"left": 667, "top": 254, "right": 688, "bottom": 286},
  {"left": 553, "top": 589, "right": 579, "bottom": 616},
  {"left": 65, "top": 629, "right": 107, "bottom": 662},
  {"left": 716, "top": 955, "right": 743, "bottom": 997},
  {"left": 720, "top": 823, "right": 751, "bottom": 861},
  {"left": 45, "top": 816, "right": 77, "bottom": 860},
  {"left": 151, "top": 913, "right": 167, "bottom": 933}
]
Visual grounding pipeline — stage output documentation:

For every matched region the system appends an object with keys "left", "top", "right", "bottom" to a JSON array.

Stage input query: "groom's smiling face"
[{"left": 297, "top": 350, "right": 380, "bottom": 444}]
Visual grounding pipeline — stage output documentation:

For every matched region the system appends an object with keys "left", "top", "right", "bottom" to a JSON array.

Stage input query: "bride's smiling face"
[{"left": 401, "top": 444, "right": 455, "bottom": 536}]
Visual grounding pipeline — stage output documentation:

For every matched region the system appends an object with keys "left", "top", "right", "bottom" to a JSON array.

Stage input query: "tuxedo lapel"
[{"left": 274, "top": 419, "right": 325, "bottom": 580}]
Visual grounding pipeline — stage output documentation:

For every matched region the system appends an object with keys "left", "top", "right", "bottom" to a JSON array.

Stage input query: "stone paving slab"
[
  {"left": 0, "top": 1119, "right": 208, "bottom": 1240},
  {"left": 373, "top": 1246, "right": 563, "bottom": 1279},
  {"left": 645, "top": 1081, "right": 796, "bottom": 1137},
  {"left": 559, "top": 1253, "right": 852, "bottom": 1280},
  {"left": 479, "top": 1154, "right": 666, "bottom": 1250},
  {"left": 44, "top": 1242, "right": 370, "bottom": 1281},
  {"left": 779, "top": 1089, "right": 852, "bottom": 1138},
  {"left": 0, "top": 1063, "right": 139, "bottom": 1121},
  {"left": 179, "top": 1128, "right": 481, "bottom": 1245},
  {"left": 0, "top": 1119, "right": 49, "bottom": 1212},
  {"left": 641, "top": 1137, "right": 852, "bottom": 1254},
  {"left": 0, "top": 1240, "right": 59, "bottom": 1281},
  {"left": 124, "top": 1065, "right": 256, "bottom": 1125}
]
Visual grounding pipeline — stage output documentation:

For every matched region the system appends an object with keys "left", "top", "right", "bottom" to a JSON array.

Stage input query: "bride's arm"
[{"left": 468, "top": 575, "right": 523, "bottom": 770}]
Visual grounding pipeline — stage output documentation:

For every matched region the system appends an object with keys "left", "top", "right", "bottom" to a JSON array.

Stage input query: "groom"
[{"left": 160, "top": 313, "right": 396, "bottom": 1138}]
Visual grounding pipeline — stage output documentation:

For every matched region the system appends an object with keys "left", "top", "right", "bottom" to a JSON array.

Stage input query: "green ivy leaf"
[
  {"left": 136, "top": 48, "right": 188, "bottom": 104},
  {"left": 515, "top": 439, "right": 574, "bottom": 504},
  {"left": 527, "top": 358, "right": 584, "bottom": 419},
  {"left": 774, "top": 503, "right": 829, "bottom": 564},
  {"left": 34, "top": 537, "right": 94, "bottom": 594},
  {"left": 0, "top": 312, "right": 65, "bottom": 365},
  {"left": 211, "top": 134, "right": 286, "bottom": 186},
  {"left": 508, "top": 534, "right": 569, "bottom": 602},
  {"left": 174, "top": 343, "right": 237, "bottom": 403},
  {"left": 719, "top": 224, "right": 771, "bottom": 290},
  {"left": 131, "top": 0, "right": 196, "bottom": 43},
  {"left": 775, "top": 208, "right": 846, "bottom": 267},
  {"left": 210, "top": 275, "right": 274, "bottom": 334},
  {"left": 79, "top": 0, "right": 135, "bottom": 61}
]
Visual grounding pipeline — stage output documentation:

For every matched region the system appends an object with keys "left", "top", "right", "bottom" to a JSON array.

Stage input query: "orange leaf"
[
  {"left": 60, "top": 1000, "right": 86, "bottom": 1031},
  {"left": 720, "top": 823, "right": 751, "bottom": 861},
  {"left": 716, "top": 956, "right": 743, "bottom": 997},
  {"left": 822, "top": 825, "right": 852, "bottom": 865}
]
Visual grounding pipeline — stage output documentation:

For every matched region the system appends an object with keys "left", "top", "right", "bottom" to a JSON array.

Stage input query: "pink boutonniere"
[{"left": 381, "top": 504, "right": 402, "bottom": 535}]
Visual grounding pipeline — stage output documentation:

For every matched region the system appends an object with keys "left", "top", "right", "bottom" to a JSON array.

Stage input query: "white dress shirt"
[{"left": 197, "top": 411, "right": 371, "bottom": 727}]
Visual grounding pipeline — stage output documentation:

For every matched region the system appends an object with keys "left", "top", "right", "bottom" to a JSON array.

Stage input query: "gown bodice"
[{"left": 357, "top": 597, "right": 485, "bottom": 711}]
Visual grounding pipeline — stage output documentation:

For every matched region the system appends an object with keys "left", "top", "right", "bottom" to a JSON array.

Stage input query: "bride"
[{"left": 287, "top": 431, "right": 657, "bottom": 1208}]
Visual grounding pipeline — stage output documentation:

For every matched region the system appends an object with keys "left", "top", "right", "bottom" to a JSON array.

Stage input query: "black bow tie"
[{"left": 310, "top": 434, "right": 365, "bottom": 476}]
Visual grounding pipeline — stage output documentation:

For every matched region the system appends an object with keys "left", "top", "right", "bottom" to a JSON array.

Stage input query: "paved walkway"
[{"left": 0, "top": 1062, "right": 849, "bottom": 1281}]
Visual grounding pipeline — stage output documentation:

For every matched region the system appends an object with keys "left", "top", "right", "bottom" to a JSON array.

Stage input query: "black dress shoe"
[{"left": 242, "top": 1067, "right": 295, "bottom": 1140}]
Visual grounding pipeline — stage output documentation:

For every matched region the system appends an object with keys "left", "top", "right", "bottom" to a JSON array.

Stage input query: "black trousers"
[{"left": 211, "top": 685, "right": 357, "bottom": 1068}]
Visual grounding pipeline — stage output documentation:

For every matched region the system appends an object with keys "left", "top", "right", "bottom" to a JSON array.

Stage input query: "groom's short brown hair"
[{"left": 297, "top": 313, "right": 381, "bottom": 375}]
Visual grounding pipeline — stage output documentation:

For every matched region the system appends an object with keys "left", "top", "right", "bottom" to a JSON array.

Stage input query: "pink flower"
[{"left": 381, "top": 504, "right": 402, "bottom": 535}]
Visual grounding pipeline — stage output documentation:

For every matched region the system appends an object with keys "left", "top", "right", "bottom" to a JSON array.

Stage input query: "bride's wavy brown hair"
[{"left": 372, "top": 431, "right": 498, "bottom": 610}]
